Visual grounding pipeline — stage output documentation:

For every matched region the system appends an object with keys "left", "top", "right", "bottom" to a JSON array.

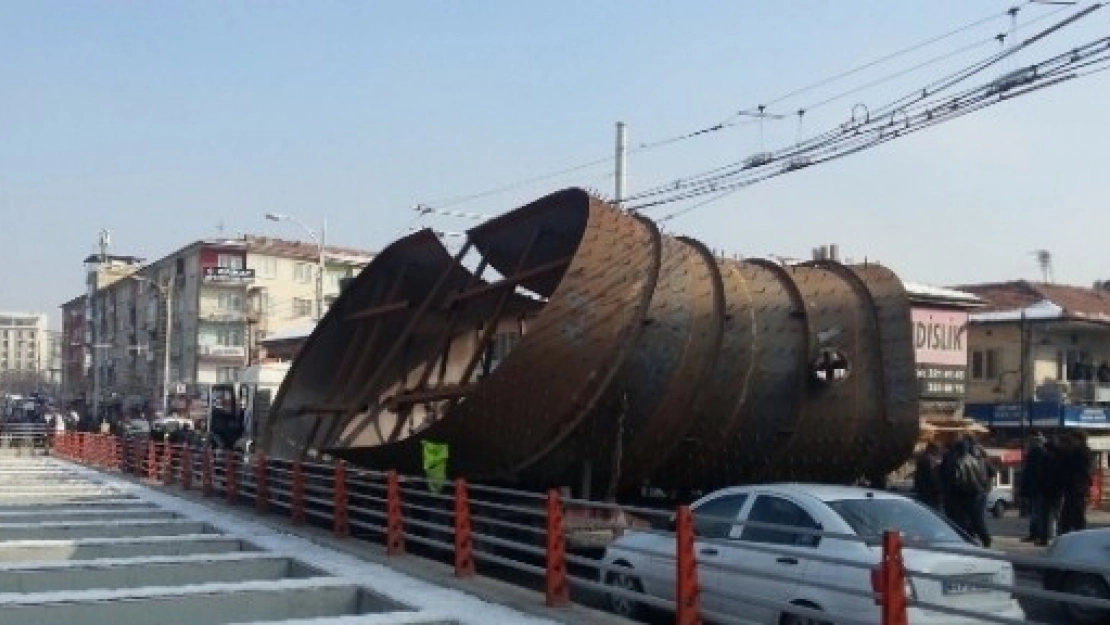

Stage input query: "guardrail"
[
  {"left": 51, "top": 432, "right": 1110, "bottom": 625},
  {"left": 0, "top": 423, "right": 50, "bottom": 453}
]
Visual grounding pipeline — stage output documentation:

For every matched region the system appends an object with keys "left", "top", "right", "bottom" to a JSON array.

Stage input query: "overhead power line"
[{"left": 412, "top": 4, "right": 1042, "bottom": 213}]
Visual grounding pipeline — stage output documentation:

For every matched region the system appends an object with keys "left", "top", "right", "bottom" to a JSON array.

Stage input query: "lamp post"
[
  {"left": 265, "top": 212, "right": 327, "bottom": 320},
  {"left": 134, "top": 276, "right": 172, "bottom": 417}
]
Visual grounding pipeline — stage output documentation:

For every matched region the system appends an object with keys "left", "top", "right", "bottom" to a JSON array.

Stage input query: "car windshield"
[
  {"left": 827, "top": 498, "right": 968, "bottom": 545},
  {"left": 125, "top": 420, "right": 151, "bottom": 433}
]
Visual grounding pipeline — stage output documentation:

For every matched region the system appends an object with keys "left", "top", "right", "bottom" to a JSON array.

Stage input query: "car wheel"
[
  {"left": 606, "top": 566, "right": 645, "bottom": 620},
  {"left": 1061, "top": 573, "right": 1110, "bottom": 625},
  {"left": 992, "top": 500, "right": 1006, "bottom": 518}
]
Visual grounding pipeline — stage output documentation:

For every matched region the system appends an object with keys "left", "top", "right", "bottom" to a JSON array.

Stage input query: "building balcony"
[
  {"left": 198, "top": 345, "right": 246, "bottom": 360},
  {"left": 198, "top": 311, "right": 247, "bottom": 324}
]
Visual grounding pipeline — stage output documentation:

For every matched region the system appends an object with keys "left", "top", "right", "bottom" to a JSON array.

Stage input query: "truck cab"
[{"left": 206, "top": 363, "right": 289, "bottom": 452}]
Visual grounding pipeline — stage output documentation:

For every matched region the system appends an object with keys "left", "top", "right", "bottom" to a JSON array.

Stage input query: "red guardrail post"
[
  {"left": 454, "top": 478, "right": 475, "bottom": 577},
  {"left": 879, "top": 530, "right": 909, "bottom": 625},
  {"left": 111, "top": 437, "right": 121, "bottom": 472},
  {"left": 291, "top": 461, "right": 305, "bottom": 525},
  {"left": 163, "top": 444, "right": 176, "bottom": 486},
  {"left": 255, "top": 452, "right": 269, "bottom": 514},
  {"left": 386, "top": 470, "right": 405, "bottom": 556},
  {"left": 226, "top": 451, "right": 238, "bottom": 504},
  {"left": 334, "top": 461, "right": 349, "bottom": 538},
  {"left": 675, "top": 505, "right": 702, "bottom": 625},
  {"left": 145, "top": 441, "right": 157, "bottom": 480},
  {"left": 545, "top": 489, "right": 569, "bottom": 607},
  {"left": 181, "top": 445, "right": 193, "bottom": 490},
  {"left": 202, "top": 447, "right": 214, "bottom": 497}
]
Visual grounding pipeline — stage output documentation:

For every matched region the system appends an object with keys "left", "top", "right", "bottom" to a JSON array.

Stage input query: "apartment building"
[
  {"left": 0, "top": 312, "right": 51, "bottom": 393},
  {"left": 61, "top": 236, "right": 373, "bottom": 417}
]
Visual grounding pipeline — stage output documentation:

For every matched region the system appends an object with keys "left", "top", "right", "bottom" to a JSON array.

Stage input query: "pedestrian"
[
  {"left": 1059, "top": 430, "right": 1093, "bottom": 535},
  {"left": 1021, "top": 433, "right": 1047, "bottom": 543},
  {"left": 941, "top": 439, "right": 991, "bottom": 545},
  {"left": 1036, "top": 435, "right": 1066, "bottom": 545},
  {"left": 913, "top": 442, "right": 944, "bottom": 510},
  {"left": 965, "top": 436, "right": 995, "bottom": 548}
]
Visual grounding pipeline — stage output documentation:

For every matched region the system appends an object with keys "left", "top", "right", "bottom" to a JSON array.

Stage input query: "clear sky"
[{"left": 2, "top": 2, "right": 1108, "bottom": 327}]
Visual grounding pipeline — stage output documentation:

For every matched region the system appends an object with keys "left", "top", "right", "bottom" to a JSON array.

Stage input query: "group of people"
[
  {"left": 1020, "top": 430, "right": 1093, "bottom": 545},
  {"left": 913, "top": 436, "right": 997, "bottom": 547},
  {"left": 913, "top": 430, "right": 1093, "bottom": 548}
]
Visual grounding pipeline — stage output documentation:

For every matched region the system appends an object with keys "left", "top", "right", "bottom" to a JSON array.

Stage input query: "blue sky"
[{"left": 2, "top": 2, "right": 1108, "bottom": 327}]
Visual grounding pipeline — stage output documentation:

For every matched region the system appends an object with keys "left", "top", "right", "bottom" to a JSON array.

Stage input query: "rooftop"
[
  {"left": 954, "top": 280, "right": 1110, "bottom": 324},
  {"left": 244, "top": 235, "right": 375, "bottom": 264}
]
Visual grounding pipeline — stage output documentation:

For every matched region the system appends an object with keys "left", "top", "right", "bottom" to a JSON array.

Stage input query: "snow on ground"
[{"left": 50, "top": 458, "right": 566, "bottom": 625}]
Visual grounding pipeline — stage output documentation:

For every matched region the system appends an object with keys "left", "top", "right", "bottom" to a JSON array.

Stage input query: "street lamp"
[
  {"left": 133, "top": 276, "right": 173, "bottom": 417},
  {"left": 265, "top": 212, "right": 327, "bottom": 320}
]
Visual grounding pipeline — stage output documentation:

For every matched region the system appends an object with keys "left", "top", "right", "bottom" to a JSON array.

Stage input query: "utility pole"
[
  {"left": 90, "top": 229, "right": 110, "bottom": 423},
  {"left": 615, "top": 121, "right": 627, "bottom": 207},
  {"left": 161, "top": 280, "right": 173, "bottom": 416},
  {"left": 316, "top": 218, "right": 327, "bottom": 321}
]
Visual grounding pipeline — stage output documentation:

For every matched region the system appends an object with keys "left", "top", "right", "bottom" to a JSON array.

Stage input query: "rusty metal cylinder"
[{"left": 264, "top": 188, "right": 919, "bottom": 495}]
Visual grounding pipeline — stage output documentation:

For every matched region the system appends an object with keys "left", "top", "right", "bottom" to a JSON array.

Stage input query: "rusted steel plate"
[
  {"left": 523, "top": 234, "right": 725, "bottom": 495},
  {"left": 264, "top": 186, "right": 920, "bottom": 495},
  {"left": 849, "top": 262, "right": 920, "bottom": 482},
  {"left": 682, "top": 258, "right": 812, "bottom": 490},
  {"left": 756, "top": 262, "right": 882, "bottom": 483}
]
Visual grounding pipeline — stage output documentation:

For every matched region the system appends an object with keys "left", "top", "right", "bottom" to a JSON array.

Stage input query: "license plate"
[{"left": 943, "top": 574, "right": 993, "bottom": 595}]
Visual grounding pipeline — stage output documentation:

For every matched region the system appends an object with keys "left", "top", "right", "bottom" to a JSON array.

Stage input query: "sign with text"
[
  {"left": 917, "top": 364, "right": 967, "bottom": 399},
  {"left": 913, "top": 308, "right": 969, "bottom": 399},
  {"left": 912, "top": 308, "right": 969, "bottom": 366},
  {"left": 202, "top": 266, "right": 255, "bottom": 283}
]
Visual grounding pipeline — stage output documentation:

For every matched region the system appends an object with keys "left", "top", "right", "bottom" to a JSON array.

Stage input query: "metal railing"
[
  {"left": 50, "top": 432, "right": 1110, "bottom": 625},
  {"left": 0, "top": 422, "right": 50, "bottom": 453}
]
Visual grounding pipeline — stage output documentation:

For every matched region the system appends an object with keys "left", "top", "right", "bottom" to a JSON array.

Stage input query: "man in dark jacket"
[
  {"left": 942, "top": 439, "right": 991, "bottom": 545},
  {"left": 913, "top": 442, "right": 944, "bottom": 510},
  {"left": 1021, "top": 433, "right": 1047, "bottom": 542},
  {"left": 1035, "top": 436, "right": 1066, "bottom": 545},
  {"left": 1059, "top": 430, "right": 1093, "bottom": 535}
]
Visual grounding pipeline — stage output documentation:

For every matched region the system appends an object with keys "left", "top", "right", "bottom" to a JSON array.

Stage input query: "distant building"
[
  {"left": 60, "top": 236, "right": 373, "bottom": 418},
  {"left": 0, "top": 312, "right": 51, "bottom": 394}
]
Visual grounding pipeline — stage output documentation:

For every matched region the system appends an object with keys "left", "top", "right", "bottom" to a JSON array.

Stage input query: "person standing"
[
  {"left": 942, "top": 439, "right": 991, "bottom": 545},
  {"left": 1059, "top": 430, "right": 1093, "bottom": 535},
  {"left": 1035, "top": 435, "right": 1066, "bottom": 545},
  {"left": 913, "top": 442, "right": 944, "bottom": 510},
  {"left": 965, "top": 436, "right": 995, "bottom": 548},
  {"left": 1021, "top": 433, "right": 1047, "bottom": 542}
]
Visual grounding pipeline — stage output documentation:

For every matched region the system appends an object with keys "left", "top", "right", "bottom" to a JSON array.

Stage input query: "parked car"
[
  {"left": 1043, "top": 528, "right": 1110, "bottom": 625},
  {"left": 600, "top": 483, "right": 1024, "bottom": 624},
  {"left": 986, "top": 485, "right": 1015, "bottom": 519}
]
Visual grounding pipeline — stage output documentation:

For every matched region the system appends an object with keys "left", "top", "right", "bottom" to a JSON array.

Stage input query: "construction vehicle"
[{"left": 207, "top": 362, "right": 290, "bottom": 451}]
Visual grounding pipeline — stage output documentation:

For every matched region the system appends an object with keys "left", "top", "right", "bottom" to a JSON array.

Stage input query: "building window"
[
  {"left": 294, "top": 263, "right": 314, "bottom": 283},
  {"left": 217, "top": 292, "right": 243, "bottom": 311},
  {"left": 256, "top": 257, "right": 278, "bottom": 279},
  {"left": 217, "top": 367, "right": 239, "bottom": 383},
  {"left": 971, "top": 349, "right": 999, "bottom": 381},
  {"left": 218, "top": 329, "right": 243, "bottom": 346},
  {"left": 217, "top": 254, "right": 244, "bottom": 269},
  {"left": 292, "top": 298, "right": 313, "bottom": 318}
]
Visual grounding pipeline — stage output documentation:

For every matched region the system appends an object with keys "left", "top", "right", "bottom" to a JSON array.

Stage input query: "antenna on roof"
[
  {"left": 1031, "top": 249, "right": 1053, "bottom": 284},
  {"left": 97, "top": 229, "right": 111, "bottom": 263}
]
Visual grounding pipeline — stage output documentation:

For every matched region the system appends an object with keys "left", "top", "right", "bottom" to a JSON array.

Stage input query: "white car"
[
  {"left": 600, "top": 483, "right": 1024, "bottom": 624},
  {"left": 986, "top": 486, "right": 1014, "bottom": 519},
  {"left": 1043, "top": 528, "right": 1110, "bottom": 625}
]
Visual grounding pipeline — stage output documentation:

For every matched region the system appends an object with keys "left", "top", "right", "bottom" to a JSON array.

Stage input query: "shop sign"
[
  {"left": 913, "top": 308, "right": 969, "bottom": 399},
  {"left": 203, "top": 267, "right": 255, "bottom": 283}
]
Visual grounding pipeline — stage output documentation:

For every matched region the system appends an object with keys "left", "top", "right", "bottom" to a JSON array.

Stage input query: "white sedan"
[
  {"left": 1043, "top": 528, "right": 1110, "bottom": 625},
  {"left": 600, "top": 483, "right": 1024, "bottom": 624}
]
